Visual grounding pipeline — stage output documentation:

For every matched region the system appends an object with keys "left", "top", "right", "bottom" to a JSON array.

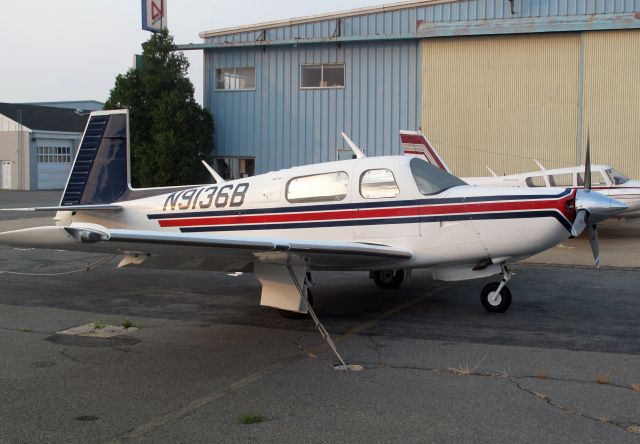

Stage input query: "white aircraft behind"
[
  {"left": 400, "top": 131, "right": 640, "bottom": 219},
  {"left": 0, "top": 111, "right": 627, "bottom": 320}
]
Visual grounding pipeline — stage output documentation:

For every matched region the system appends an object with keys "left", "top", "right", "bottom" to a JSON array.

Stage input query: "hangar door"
[
  {"left": 36, "top": 141, "right": 74, "bottom": 189},
  {"left": 421, "top": 34, "right": 580, "bottom": 177},
  {"left": 582, "top": 30, "right": 640, "bottom": 179}
]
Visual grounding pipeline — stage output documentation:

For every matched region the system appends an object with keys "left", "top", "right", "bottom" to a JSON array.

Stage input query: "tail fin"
[
  {"left": 60, "top": 110, "right": 129, "bottom": 206},
  {"left": 400, "top": 130, "right": 452, "bottom": 174}
]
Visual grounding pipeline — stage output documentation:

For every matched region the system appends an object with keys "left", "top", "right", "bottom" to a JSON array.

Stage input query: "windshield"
[
  {"left": 606, "top": 169, "right": 629, "bottom": 185},
  {"left": 410, "top": 158, "right": 467, "bottom": 195}
]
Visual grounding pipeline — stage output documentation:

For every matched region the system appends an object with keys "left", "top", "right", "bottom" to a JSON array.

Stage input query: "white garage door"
[
  {"left": 37, "top": 143, "right": 73, "bottom": 190},
  {"left": 1, "top": 161, "right": 11, "bottom": 189}
]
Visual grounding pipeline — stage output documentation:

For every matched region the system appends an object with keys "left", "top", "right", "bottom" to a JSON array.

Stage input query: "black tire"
[
  {"left": 480, "top": 282, "right": 512, "bottom": 313},
  {"left": 373, "top": 270, "right": 405, "bottom": 289},
  {"left": 277, "top": 289, "right": 313, "bottom": 319}
]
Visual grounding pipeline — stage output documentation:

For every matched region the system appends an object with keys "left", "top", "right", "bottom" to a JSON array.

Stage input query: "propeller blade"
[
  {"left": 584, "top": 134, "right": 591, "bottom": 191},
  {"left": 586, "top": 224, "right": 600, "bottom": 268},
  {"left": 571, "top": 209, "right": 588, "bottom": 237}
]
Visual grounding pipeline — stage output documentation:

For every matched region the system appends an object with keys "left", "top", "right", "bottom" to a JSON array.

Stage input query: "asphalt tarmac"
[{"left": 1, "top": 190, "right": 639, "bottom": 443}]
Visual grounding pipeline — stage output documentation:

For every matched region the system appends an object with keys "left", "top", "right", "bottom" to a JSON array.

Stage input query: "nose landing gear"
[{"left": 480, "top": 265, "right": 513, "bottom": 313}]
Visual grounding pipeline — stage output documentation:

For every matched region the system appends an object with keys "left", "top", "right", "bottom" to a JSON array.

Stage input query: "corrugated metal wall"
[
  {"left": 207, "top": 41, "right": 421, "bottom": 173},
  {"left": 201, "top": 0, "right": 640, "bottom": 177},
  {"left": 583, "top": 30, "right": 640, "bottom": 178},
  {"left": 421, "top": 33, "right": 580, "bottom": 177},
  {"left": 204, "top": 0, "right": 640, "bottom": 44}
]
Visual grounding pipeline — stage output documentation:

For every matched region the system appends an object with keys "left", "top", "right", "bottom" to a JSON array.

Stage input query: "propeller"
[{"left": 570, "top": 134, "right": 626, "bottom": 267}]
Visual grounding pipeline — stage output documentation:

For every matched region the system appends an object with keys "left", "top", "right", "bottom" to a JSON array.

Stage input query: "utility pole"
[{"left": 17, "top": 109, "right": 23, "bottom": 190}]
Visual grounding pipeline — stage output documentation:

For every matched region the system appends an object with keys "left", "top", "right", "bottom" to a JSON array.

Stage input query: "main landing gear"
[
  {"left": 480, "top": 265, "right": 513, "bottom": 313},
  {"left": 372, "top": 269, "right": 405, "bottom": 289}
]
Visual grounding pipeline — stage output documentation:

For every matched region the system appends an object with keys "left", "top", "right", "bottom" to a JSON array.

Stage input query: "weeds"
[
  {"left": 239, "top": 413, "right": 264, "bottom": 425},
  {"left": 595, "top": 370, "right": 613, "bottom": 385},
  {"left": 627, "top": 425, "right": 640, "bottom": 434},
  {"left": 92, "top": 320, "right": 106, "bottom": 330},
  {"left": 122, "top": 319, "right": 138, "bottom": 329},
  {"left": 537, "top": 370, "right": 549, "bottom": 380},
  {"left": 448, "top": 356, "right": 486, "bottom": 376},
  {"left": 17, "top": 328, "right": 32, "bottom": 333}
]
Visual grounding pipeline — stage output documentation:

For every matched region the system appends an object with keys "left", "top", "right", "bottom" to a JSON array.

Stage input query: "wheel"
[
  {"left": 480, "top": 282, "right": 512, "bottom": 313},
  {"left": 373, "top": 270, "right": 405, "bottom": 289},
  {"left": 277, "top": 289, "right": 313, "bottom": 319}
]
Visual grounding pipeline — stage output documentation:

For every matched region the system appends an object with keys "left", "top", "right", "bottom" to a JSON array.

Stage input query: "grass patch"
[
  {"left": 17, "top": 328, "right": 32, "bottom": 333},
  {"left": 595, "top": 370, "right": 613, "bottom": 385},
  {"left": 632, "top": 383, "right": 640, "bottom": 392},
  {"left": 537, "top": 370, "right": 549, "bottom": 380},
  {"left": 239, "top": 413, "right": 264, "bottom": 425},
  {"left": 92, "top": 320, "right": 106, "bottom": 330},
  {"left": 122, "top": 319, "right": 138, "bottom": 329}
]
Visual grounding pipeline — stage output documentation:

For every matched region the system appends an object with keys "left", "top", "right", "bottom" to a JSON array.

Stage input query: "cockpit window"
[
  {"left": 410, "top": 158, "right": 466, "bottom": 195},
  {"left": 606, "top": 169, "right": 629, "bottom": 185}
]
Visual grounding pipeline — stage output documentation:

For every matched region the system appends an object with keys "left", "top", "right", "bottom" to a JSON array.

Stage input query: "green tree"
[{"left": 105, "top": 30, "right": 213, "bottom": 187}]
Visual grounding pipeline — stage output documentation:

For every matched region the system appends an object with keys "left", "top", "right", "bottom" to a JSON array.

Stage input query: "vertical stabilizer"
[
  {"left": 60, "top": 110, "right": 129, "bottom": 206},
  {"left": 400, "top": 130, "right": 452, "bottom": 174}
]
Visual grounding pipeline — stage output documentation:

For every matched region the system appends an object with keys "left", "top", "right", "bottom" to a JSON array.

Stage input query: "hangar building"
[
  {"left": 181, "top": 0, "right": 640, "bottom": 179},
  {"left": 0, "top": 103, "right": 89, "bottom": 190}
]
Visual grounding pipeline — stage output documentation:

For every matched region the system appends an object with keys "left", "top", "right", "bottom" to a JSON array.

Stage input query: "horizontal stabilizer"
[{"left": 0, "top": 205, "right": 122, "bottom": 212}]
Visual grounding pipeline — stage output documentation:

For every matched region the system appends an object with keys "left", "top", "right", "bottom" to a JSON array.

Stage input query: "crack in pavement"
[
  {"left": 356, "top": 358, "right": 640, "bottom": 436},
  {"left": 0, "top": 326, "right": 49, "bottom": 335}
]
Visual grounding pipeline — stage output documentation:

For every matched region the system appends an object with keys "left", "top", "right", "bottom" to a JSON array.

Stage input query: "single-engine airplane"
[
  {"left": 401, "top": 131, "right": 640, "bottom": 219},
  {"left": 0, "top": 111, "right": 628, "bottom": 320}
]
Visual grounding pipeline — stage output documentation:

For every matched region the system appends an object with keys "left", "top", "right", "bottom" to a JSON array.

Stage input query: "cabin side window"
[
  {"left": 360, "top": 169, "right": 400, "bottom": 199},
  {"left": 286, "top": 172, "right": 349, "bottom": 203},
  {"left": 549, "top": 173, "right": 573, "bottom": 187},
  {"left": 577, "top": 172, "right": 608, "bottom": 187},
  {"left": 525, "top": 176, "right": 546, "bottom": 187},
  {"left": 409, "top": 158, "right": 466, "bottom": 195}
]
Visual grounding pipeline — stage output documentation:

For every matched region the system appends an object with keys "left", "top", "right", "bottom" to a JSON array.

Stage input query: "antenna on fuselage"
[
  {"left": 201, "top": 160, "right": 226, "bottom": 183},
  {"left": 341, "top": 132, "right": 366, "bottom": 159},
  {"left": 534, "top": 159, "right": 546, "bottom": 171}
]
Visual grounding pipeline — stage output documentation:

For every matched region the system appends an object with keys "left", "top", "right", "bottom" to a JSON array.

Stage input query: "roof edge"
[{"left": 199, "top": 0, "right": 452, "bottom": 38}]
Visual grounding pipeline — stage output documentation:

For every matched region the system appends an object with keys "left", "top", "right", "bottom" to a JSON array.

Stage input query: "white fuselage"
[
  {"left": 65, "top": 156, "right": 575, "bottom": 273},
  {"left": 466, "top": 165, "right": 640, "bottom": 218}
]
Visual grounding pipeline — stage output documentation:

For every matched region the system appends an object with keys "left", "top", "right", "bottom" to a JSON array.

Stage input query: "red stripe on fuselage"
[{"left": 157, "top": 192, "right": 576, "bottom": 228}]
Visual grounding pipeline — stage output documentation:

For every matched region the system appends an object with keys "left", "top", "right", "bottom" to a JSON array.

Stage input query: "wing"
[{"left": 0, "top": 224, "right": 413, "bottom": 272}]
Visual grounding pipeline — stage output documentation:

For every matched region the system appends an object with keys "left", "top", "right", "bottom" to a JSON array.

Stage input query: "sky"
[{"left": 0, "top": 0, "right": 383, "bottom": 105}]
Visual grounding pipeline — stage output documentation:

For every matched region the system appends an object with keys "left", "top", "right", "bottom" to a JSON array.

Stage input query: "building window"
[
  {"left": 37, "top": 146, "right": 72, "bottom": 163},
  {"left": 214, "top": 157, "right": 256, "bottom": 180},
  {"left": 216, "top": 67, "right": 256, "bottom": 91},
  {"left": 286, "top": 172, "right": 348, "bottom": 203},
  {"left": 360, "top": 169, "right": 400, "bottom": 199},
  {"left": 301, "top": 64, "right": 345, "bottom": 89}
]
